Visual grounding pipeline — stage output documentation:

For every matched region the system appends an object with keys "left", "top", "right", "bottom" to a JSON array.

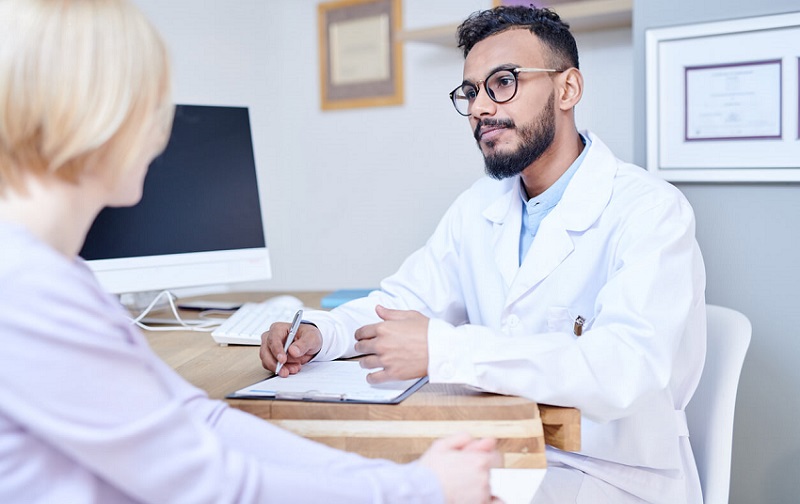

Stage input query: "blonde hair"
[{"left": 0, "top": 0, "right": 172, "bottom": 193}]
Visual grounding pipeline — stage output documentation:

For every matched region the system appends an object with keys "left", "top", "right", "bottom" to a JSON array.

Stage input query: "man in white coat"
[{"left": 261, "top": 5, "right": 706, "bottom": 504}]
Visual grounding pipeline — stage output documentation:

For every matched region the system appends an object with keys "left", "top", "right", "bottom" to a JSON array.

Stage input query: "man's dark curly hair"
[{"left": 456, "top": 5, "right": 579, "bottom": 70}]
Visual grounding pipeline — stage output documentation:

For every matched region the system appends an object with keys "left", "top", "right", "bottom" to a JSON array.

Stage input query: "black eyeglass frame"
[{"left": 448, "top": 67, "right": 563, "bottom": 117}]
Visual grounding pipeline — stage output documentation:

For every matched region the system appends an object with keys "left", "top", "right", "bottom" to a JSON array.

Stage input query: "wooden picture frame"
[{"left": 318, "top": 0, "right": 403, "bottom": 111}]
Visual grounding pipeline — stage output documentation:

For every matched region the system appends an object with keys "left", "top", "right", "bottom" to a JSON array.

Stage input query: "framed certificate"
[
  {"left": 685, "top": 59, "right": 782, "bottom": 142},
  {"left": 318, "top": 0, "right": 404, "bottom": 111},
  {"left": 646, "top": 12, "right": 800, "bottom": 182}
]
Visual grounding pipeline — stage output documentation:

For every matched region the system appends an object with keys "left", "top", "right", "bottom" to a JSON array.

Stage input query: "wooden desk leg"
[{"left": 539, "top": 406, "right": 581, "bottom": 452}]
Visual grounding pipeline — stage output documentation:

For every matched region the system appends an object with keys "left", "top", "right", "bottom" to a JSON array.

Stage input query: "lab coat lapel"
[
  {"left": 510, "top": 215, "right": 573, "bottom": 302},
  {"left": 507, "top": 132, "right": 616, "bottom": 304},
  {"left": 482, "top": 180, "right": 523, "bottom": 289}
]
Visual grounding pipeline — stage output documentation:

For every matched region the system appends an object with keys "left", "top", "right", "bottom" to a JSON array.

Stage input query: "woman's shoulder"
[{"left": 0, "top": 222, "right": 131, "bottom": 345}]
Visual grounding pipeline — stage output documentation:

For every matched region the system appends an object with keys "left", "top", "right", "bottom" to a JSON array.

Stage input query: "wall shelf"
[{"left": 397, "top": 0, "right": 632, "bottom": 46}]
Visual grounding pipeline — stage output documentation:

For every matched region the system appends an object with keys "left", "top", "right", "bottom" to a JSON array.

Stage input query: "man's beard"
[{"left": 475, "top": 92, "right": 556, "bottom": 180}]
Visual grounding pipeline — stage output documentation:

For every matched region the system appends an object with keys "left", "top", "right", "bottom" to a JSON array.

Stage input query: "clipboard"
[{"left": 227, "top": 361, "right": 428, "bottom": 404}]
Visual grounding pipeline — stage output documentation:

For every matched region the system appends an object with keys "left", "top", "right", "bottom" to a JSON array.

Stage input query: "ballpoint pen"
[{"left": 274, "top": 308, "right": 303, "bottom": 376}]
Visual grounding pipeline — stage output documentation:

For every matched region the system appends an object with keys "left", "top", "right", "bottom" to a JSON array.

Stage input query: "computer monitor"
[{"left": 80, "top": 104, "right": 271, "bottom": 297}]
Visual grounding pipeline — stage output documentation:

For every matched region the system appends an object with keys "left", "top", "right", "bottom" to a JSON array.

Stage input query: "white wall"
[{"left": 134, "top": 0, "right": 633, "bottom": 292}]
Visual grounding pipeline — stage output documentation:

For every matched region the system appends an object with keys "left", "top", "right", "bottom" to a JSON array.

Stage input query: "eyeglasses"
[{"left": 448, "top": 67, "right": 562, "bottom": 116}]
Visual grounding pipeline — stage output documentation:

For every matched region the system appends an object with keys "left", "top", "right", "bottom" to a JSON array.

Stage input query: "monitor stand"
[{"left": 119, "top": 290, "right": 173, "bottom": 313}]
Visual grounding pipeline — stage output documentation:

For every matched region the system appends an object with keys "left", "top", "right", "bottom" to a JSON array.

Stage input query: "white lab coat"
[{"left": 307, "top": 132, "right": 706, "bottom": 503}]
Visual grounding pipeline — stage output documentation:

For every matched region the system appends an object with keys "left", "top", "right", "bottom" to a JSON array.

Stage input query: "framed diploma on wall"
[
  {"left": 318, "top": 0, "right": 403, "bottom": 111},
  {"left": 646, "top": 12, "right": 800, "bottom": 182}
]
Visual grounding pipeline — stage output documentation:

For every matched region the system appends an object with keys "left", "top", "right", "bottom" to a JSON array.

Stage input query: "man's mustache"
[{"left": 474, "top": 118, "right": 515, "bottom": 142}]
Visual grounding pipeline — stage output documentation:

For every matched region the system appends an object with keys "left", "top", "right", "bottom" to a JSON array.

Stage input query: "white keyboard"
[{"left": 211, "top": 295, "right": 304, "bottom": 346}]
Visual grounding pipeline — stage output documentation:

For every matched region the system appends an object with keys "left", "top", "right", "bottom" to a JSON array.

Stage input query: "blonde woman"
[{"left": 0, "top": 1, "right": 498, "bottom": 503}]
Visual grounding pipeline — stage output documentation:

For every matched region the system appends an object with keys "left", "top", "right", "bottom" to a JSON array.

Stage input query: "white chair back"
[{"left": 686, "top": 304, "right": 751, "bottom": 504}]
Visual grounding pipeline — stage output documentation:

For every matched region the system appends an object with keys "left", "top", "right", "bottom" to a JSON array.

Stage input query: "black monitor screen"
[{"left": 80, "top": 104, "right": 266, "bottom": 261}]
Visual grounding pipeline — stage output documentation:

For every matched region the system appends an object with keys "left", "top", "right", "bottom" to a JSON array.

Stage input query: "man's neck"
[{"left": 520, "top": 132, "right": 584, "bottom": 199}]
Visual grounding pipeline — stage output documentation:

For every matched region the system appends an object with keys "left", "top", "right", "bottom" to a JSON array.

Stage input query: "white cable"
[{"left": 128, "top": 290, "right": 223, "bottom": 332}]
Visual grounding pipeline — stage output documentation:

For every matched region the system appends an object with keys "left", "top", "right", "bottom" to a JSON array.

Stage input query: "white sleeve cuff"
[
  {"left": 300, "top": 309, "right": 355, "bottom": 361},
  {"left": 426, "top": 318, "right": 478, "bottom": 385}
]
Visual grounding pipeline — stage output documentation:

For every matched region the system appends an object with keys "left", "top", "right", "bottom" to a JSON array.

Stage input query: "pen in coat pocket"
[{"left": 574, "top": 315, "right": 585, "bottom": 336}]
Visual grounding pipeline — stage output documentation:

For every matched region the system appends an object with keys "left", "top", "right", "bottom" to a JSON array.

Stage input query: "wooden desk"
[{"left": 144, "top": 291, "right": 580, "bottom": 499}]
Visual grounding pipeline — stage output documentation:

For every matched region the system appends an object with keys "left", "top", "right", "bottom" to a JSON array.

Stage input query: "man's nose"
[{"left": 469, "top": 85, "right": 497, "bottom": 117}]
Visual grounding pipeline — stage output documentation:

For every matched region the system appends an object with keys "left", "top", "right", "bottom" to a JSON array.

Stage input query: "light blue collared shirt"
[{"left": 519, "top": 134, "right": 591, "bottom": 265}]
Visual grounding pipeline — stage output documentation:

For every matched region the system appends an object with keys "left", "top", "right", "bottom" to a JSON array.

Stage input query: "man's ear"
[{"left": 555, "top": 68, "right": 583, "bottom": 111}]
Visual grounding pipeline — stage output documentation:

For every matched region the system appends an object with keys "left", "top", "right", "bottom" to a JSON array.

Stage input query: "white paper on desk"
[
  {"left": 491, "top": 468, "right": 546, "bottom": 504},
  {"left": 229, "top": 361, "right": 424, "bottom": 403}
]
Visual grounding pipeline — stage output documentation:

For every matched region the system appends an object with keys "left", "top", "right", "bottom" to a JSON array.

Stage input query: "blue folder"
[{"left": 320, "top": 288, "right": 377, "bottom": 309}]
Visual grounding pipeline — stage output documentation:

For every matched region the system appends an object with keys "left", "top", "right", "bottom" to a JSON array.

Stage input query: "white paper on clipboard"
[{"left": 228, "top": 360, "right": 427, "bottom": 404}]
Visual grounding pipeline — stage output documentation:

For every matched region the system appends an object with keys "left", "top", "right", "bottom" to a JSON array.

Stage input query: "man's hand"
[
  {"left": 419, "top": 433, "right": 503, "bottom": 504},
  {"left": 354, "top": 305, "right": 429, "bottom": 384},
  {"left": 259, "top": 322, "right": 322, "bottom": 377}
]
